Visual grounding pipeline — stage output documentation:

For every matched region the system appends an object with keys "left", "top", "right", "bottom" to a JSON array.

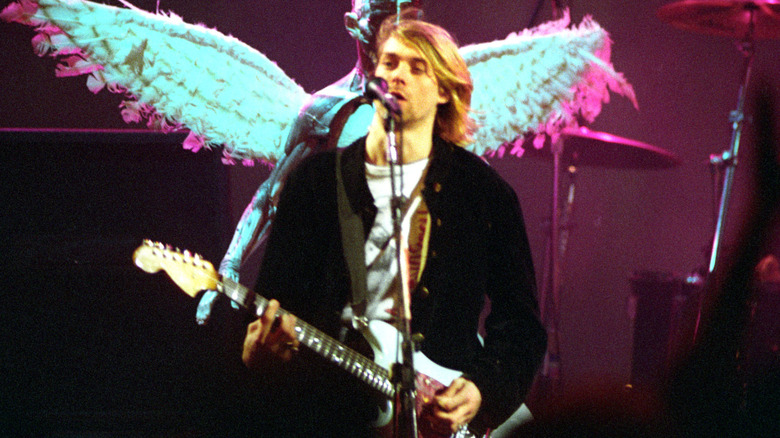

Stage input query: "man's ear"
[
  {"left": 438, "top": 87, "right": 451, "bottom": 105},
  {"left": 344, "top": 12, "right": 361, "bottom": 40}
]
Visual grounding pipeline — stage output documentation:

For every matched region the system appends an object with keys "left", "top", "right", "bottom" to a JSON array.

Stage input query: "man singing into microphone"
[{"left": 242, "top": 12, "right": 546, "bottom": 437}]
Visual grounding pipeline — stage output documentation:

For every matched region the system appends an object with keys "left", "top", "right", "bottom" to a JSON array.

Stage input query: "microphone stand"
[{"left": 385, "top": 113, "right": 418, "bottom": 438}]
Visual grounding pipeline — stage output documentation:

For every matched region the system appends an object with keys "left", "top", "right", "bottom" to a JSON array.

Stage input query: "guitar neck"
[{"left": 219, "top": 277, "right": 395, "bottom": 398}]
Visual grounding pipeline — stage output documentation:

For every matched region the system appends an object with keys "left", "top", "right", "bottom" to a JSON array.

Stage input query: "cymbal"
[
  {"left": 657, "top": 0, "right": 780, "bottom": 40},
  {"left": 520, "top": 127, "right": 682, "bottom": 169}
]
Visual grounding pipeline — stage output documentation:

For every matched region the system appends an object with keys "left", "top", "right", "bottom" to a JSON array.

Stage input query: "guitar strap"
[{"left": 336, "top": 149, "right": 368, "bottom": 319}]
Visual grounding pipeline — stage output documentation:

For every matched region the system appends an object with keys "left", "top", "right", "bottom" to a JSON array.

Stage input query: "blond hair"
[{"left": 376, "top": 15, "right": 476, "bottom": 146}]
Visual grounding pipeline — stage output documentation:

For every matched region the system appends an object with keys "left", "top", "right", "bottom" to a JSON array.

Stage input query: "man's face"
[{"left": 374, "top": 36, "right": 449, "bottom": 129}]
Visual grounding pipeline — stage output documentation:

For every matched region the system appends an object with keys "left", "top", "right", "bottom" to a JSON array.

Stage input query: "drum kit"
[{"left": 530, "top": 0, "right": 780, "bottom": 392}]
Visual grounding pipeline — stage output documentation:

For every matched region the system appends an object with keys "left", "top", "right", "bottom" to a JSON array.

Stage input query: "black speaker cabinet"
[
  {"left": 0, "top": 129, "right": 257, "bottom": 434},
  {"left": 628, "top": 270, "right": 701, "bottom": 391}
]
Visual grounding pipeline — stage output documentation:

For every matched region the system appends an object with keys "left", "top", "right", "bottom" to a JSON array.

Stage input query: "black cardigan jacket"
[{"left": 255, "top": 135, "right": 546, "bottom": 430}]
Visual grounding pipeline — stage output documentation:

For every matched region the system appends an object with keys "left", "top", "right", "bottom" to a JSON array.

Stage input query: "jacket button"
[
  {"left": 412, "top": 333, "right": 425, "bottom": 351},
  {"left": 418, "top": 286, "right": 430, "bottom": 298},
  {"left": 434, "top": 182, "right": 442, "bottom": 193}
]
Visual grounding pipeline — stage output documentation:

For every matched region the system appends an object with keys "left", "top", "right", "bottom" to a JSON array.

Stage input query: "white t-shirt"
[{"left": 341, "top": 158, "right": 429, "bottom": 324}]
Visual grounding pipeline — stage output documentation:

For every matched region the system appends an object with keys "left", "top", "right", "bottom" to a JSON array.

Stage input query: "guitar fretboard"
[{"left": 220, "top": 278, "right": 395, "bottom": 398}]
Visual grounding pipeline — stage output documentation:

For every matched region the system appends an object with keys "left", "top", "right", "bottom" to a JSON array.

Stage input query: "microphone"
[{"left": 364, "top": 77, "right": 401, "bottom": 116}]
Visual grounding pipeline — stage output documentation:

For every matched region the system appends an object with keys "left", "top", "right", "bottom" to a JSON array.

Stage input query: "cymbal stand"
[
  {"left": 701, "top": 10, "right": 756, "bottom": 337},
  {"left": 707, "top": 16, "right": 756, "bottom": 275},
  {"left": 538, "top": 137, "right": 577, "bottom": 395}
]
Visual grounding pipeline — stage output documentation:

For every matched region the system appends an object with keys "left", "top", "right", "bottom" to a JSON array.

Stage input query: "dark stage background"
[{"left": 2, "top": 0, "right": 780, "bottom": 435}]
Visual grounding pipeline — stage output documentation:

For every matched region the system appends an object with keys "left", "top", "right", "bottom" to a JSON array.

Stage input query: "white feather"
[
  {"left": 2, "top": 0, "right": 307, "bottom": 163},
  {"left": 461, "top": 11, "right": 636, "bottom": 157},
  {"left": 3, "top": 2, "right": 635, "bottom": 163}
]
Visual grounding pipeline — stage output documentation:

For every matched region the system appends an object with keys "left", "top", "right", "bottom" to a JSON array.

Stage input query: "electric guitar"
[{"left": 132, "top": 240, "right": 482, "bottom": 438}]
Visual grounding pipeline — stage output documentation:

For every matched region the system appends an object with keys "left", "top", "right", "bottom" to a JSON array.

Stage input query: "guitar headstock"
[{"left": 133, "top": 240, "right": 218, "bottom": 297}]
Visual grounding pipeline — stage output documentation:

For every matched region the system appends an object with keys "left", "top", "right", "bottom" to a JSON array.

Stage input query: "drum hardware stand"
[
  {"left": 537, "top": 136, "right": 578, "bottom": 396},
  {"left": 698, "top": 11, "right": 757, "bottom": 340},
  {"left": 708, "top": 21, "right": 755, "bottom": 274}
]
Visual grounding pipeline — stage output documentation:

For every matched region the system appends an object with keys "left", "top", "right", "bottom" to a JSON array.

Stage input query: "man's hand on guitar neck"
[
  {"left": 242, "top": 299, "right": 301, "bottom": 366},
  {"left": 425, "top": 377, "right": 482, "bottom": 435}
]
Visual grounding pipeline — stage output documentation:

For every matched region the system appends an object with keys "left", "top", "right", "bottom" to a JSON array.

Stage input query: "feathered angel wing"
[
  {"left": 461, "top": 10, "right": 637, "bottom": 157},
  {"left": 1, "top": 0, "right": 308, "bottom": 164}
]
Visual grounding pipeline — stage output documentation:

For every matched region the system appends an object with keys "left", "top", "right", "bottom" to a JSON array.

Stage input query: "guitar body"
[{"left": 359, "top": 320, "right": 462, "bottom": 434}]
